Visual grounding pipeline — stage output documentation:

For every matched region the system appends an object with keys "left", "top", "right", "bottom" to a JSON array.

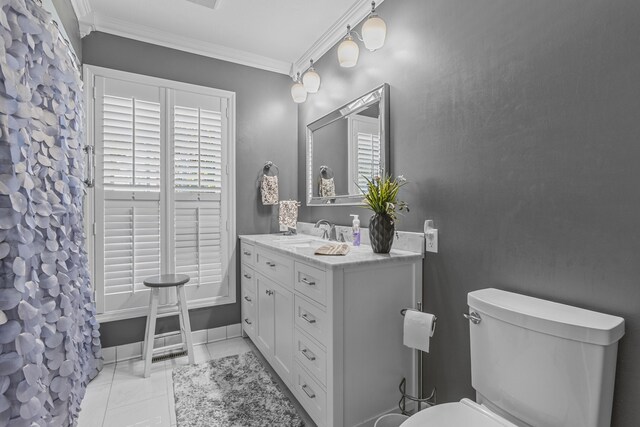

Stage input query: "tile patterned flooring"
[{"left": 78, "top": 337, "right": 314, "bottom": 427}]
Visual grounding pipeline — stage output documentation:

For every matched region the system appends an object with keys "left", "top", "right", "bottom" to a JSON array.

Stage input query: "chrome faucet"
[{"left": 314, "top": 219, "right": 337, "bottom": 241}]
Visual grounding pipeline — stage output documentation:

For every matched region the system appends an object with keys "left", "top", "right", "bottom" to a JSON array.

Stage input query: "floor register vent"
[{"left": 152, "top": 350, "right": 188, "bottom": 363}]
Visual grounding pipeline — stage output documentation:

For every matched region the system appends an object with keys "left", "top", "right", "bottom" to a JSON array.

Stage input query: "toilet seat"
[{"left": 400, "top": 399, "right": 518, "bottom": 427}]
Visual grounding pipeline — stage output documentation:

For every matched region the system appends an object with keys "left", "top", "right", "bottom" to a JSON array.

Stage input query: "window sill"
[{"left": 96, "top": 295, "right": 236, "bottom": 323}]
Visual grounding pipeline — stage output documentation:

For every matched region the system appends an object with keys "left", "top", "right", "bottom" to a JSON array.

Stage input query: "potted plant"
[{"left": 359, "top": 173, "right": 409, "bottom": 253}]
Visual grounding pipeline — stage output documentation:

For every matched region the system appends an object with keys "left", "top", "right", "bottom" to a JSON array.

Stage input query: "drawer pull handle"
[
  {"left": 244, "top": 318, "right": 252, "bottom": 325},
  {"left": 301, "top": 313, "right": 316, "bottom": 324},
  {"left": 266, "top": 289, "right": 275, "bottom": 296},
  {"left": 266, "top": 261, "right": 276, "bottom": 267},
  {"left": 243, "top": 273, "right": 252, "bottom": 279},
  {"left": 301, "top": 278, "right": 316, "bottom": 286},
  {"left": 301, "top": 384, "right": 316, "bottom": 399},
  {"left": 243, "top": 251, "right": 251, "bottom": 256},
  {"left": 301, "top": 348, "right": 316, "bottom": 361},
  {"left": 244, "top": 295, "right": 252, "bottom": 302}
]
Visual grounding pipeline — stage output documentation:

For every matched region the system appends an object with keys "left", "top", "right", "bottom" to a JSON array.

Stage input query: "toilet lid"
[{"left": 400, "top": 399, "right": 517, "bottom": 427}]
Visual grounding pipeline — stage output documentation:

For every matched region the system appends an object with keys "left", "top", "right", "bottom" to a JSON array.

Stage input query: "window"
[
  {"left": 348, "top": 115, "right": 381, "bottom": 194},
  {"left": 85, "top": 66, "right": 236, "bottom": 321}
]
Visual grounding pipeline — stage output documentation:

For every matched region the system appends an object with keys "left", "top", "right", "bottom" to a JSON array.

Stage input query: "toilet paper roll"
[{"left": 403, "top": 310, "right": 435, "bottom": 353}]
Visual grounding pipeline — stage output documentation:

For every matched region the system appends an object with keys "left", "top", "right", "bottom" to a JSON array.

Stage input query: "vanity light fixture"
[
  {"left": 303, "top": 59, "right": 321, "bottom": 93},
  {"left": 338, "top": 1, "right": 386, "bottom": 68},
  {"left": 362, "top": 1, "right": 387, "bottom": 51},
  {"left": 291, "top": 72, "right": 307, "bottom": 103},
  {"left": 338, "top": 25, "right": 360, "bottom": 68}
]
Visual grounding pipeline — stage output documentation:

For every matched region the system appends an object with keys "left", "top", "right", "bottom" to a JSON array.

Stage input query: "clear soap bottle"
[{"left": 350, "top": 214, "right": 361, "bottom": 246}]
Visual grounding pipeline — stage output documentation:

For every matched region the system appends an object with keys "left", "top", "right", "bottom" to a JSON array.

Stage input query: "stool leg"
[
  {"left": 142, "top": 299, "right": 152, "bottom": 359},
  {"left": 176, "top": 285, "right": 195, "bottom": 364},
  {"left": 143, "top": 288, "right": 159, "bottom": 378}
]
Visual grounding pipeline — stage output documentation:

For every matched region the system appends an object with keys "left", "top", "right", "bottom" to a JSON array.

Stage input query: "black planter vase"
[{"left": 369, "top": 213, "right": 395, "bottom": 253}]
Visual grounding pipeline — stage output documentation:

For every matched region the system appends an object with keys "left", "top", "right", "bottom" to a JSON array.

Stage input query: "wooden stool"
[{"left": 142, "top": 274, "right": 195, "bottom": 377}]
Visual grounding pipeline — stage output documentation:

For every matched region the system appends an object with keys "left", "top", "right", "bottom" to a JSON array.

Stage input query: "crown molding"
[
  {"left": 292, "top": 0, "right": 385, "bottom": 76},
  {"left": 78, "top": 21, "right": 95, "bottom": 38},
  {"left": 187, "top": 0, "right": 224, "bottom": 10},
  {"left": 70, "top": 0, "right": 91, "bottom": 19},
  {"left": 73, "top": 0, "right": 383, "bottom": 76},
  {"left": 70, "top": 0, "right": 93, "bottom": 37},
  {"left": 79, "top": 13, "right": 292, "bottom": 75}
]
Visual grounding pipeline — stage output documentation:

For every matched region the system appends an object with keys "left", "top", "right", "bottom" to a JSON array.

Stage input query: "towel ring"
[{"left": 264, "top": 161, "right": 279, "bottom": 177}]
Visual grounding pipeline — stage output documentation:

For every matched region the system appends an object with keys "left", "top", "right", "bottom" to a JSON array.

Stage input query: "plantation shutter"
[
  {"left": 172, "top": 90, "right": 228, "bottom": 302},
  {"left": 349, "top": 116, "right": 381, "bottom": 194},
  {"left": 95, "top": 77, "right": 163, "bottom": 314},
  {"left": 89, "top": 68, "right": 235, "bottom": 320},
  {"left": 356, "top": 132, "right": 381, "bottom": 190}
]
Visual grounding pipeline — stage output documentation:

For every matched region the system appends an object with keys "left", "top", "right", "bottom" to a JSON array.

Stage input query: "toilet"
[{"left": 401, "top": 288, "right": 625, "bottom": 427}]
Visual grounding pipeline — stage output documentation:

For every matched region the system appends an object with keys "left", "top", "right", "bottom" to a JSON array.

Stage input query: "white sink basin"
[{"left": 272, "top": 236, "right": 317, "bottom": 248}]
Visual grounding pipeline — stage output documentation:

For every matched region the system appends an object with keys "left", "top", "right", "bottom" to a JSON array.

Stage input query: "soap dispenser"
[{"left": 350, "top": 214, "right": 361, "bottom": 246}]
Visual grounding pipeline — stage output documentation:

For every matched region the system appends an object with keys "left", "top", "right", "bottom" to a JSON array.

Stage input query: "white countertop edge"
[
  {"left": 239, "top": 233, "right": 423, "bottom": 270},
  {"left": 296, "top": 222, "right": 426, "bottom": 256}
]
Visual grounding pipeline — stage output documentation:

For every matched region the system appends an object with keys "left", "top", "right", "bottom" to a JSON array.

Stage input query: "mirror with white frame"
[{"left": 306, "top": 83, "right": 390, "bottom": 206}]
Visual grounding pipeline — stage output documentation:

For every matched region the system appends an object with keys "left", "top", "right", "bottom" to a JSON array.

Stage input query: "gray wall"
[
  {"left": 297, "top": 1, "right": 640, "bottom": 425},
  {"left": 83, "top": 32, "right": 298, "bottom": 347},
  {"left": 51, "top": 0, "right": 82, "bottom": 60}
]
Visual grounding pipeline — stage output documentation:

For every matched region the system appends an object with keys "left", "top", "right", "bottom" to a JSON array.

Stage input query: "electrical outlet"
[{"left": 424, "top": 219, "right": 438, "bottom": 253}]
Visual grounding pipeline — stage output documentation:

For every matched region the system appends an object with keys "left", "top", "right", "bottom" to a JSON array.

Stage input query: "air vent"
[
  {"left": 152, "top": 350, "right": 188, "bottom": 363},
  {"left": 186, "top": 0, "right": 223, "bottom": 10}
]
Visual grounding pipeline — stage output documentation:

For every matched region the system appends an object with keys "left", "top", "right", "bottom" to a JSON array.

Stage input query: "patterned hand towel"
[
  {"left": 279, "top": 200, "right": 299, "bottom": 229},
  {"left": 261, "top": 174, "right": 279, "bottom": 205},
  {"left": 314, "top": 243, "right": 351, "bottom": 256},
  {"left": 320, "top": 177, "right": 336, "bottom": 198}
]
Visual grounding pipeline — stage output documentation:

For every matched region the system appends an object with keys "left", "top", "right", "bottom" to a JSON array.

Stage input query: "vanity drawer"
[
  {"left": 293, "top": 362, "right": 327, "bottom": 427},
  {"left": 240, "top": 241, "right": 255, "bottom": 267},
  {"left": 294, "top": 329, "right": 327, "bottom": 386},
  {"left": 241, "top": 265, "right": 256, "bottom": 295},
  {"left": 241, "top": 292, "right": 256, "bottom": 338},
  {"left": 255, "top": 247, "right": 293, "bottom": 289},
  {"left": 294, "top": 262, "right": 327, "bottom": 306},
  {"left": 294, "top": 295, "right": 327, "bottom": 348}
]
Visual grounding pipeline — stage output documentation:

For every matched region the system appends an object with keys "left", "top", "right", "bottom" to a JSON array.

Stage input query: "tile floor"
[{"left": 78, "top": 337, "right": 314, "bottom": 427}]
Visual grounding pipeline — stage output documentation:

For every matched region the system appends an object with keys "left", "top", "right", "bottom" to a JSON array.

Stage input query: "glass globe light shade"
[
  {"left": 338, "top": 36, "right": 360, "bottom": 68},
  {"left": 362, "top": 15, "right": 386, "bottom": 51},
  {"left": 291, "top": 81, "right": 307, "bottom": 103},
  {"left": 303, "top": 68, "right": 321, "bottom": 93}
]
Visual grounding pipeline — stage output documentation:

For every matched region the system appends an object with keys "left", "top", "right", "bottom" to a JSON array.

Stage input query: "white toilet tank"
[{"left": 467, "top": 288, "right": 624, "bottom": 427}]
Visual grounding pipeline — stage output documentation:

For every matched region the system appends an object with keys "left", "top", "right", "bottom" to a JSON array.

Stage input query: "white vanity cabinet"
[
  {"left": 240, "top": 235, "right": 422, "bottom": 427},
  {"left": 256, "top": 273, "right": 294, "bottom": 383}
]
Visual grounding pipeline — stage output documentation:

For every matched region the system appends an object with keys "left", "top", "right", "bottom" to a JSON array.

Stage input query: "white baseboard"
[{"left": 102, "top": 323, "right": 242, "bottom": 364}]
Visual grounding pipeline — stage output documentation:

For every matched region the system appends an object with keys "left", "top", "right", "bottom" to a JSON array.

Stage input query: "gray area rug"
[{"left": 172, "top": 351, "right": 305, "bottom": 426}]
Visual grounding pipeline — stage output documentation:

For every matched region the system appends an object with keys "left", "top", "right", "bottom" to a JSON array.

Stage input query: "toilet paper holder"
[
  {"left": 401, "top": 308, "right": 437, "bottom": 335},
  {"left": 399, "top": 305, "right": 437, "bottom": 414}
]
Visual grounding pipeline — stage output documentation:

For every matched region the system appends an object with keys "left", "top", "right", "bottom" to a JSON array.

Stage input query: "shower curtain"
[{"left": 0, "top": 0, "right": 102, "bottom": 425}]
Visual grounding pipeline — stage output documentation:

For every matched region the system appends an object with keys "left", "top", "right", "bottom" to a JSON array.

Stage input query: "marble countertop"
[{"left": 239, "top": 233, "right": 423, "bottom": 269}]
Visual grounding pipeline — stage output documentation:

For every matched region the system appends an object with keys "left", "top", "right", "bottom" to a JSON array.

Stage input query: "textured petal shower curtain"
[{"left": 0, "top": 0, "right": 102, "bottom": 425}]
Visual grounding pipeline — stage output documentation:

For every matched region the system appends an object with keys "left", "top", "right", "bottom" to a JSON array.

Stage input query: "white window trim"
[{"left": 84, "top": 65, "right": 237, "bottom": 323}]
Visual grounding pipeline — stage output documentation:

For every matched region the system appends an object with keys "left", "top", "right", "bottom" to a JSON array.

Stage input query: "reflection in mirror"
[{"left": 306, "top": 84, "right": 389, "bottom": 206}]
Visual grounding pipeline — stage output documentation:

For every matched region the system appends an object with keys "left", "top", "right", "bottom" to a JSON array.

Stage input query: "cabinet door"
[
  {"left": 256, "top": 276, "right": 275, "bottom": 355},
  {"left": 273, "top": 284, "right": 294, "bottom": 384}
]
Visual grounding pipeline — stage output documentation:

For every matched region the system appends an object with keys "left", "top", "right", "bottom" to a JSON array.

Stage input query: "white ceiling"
[{"left": 73, "top": 0, "right": 384, "bottom": 75}]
